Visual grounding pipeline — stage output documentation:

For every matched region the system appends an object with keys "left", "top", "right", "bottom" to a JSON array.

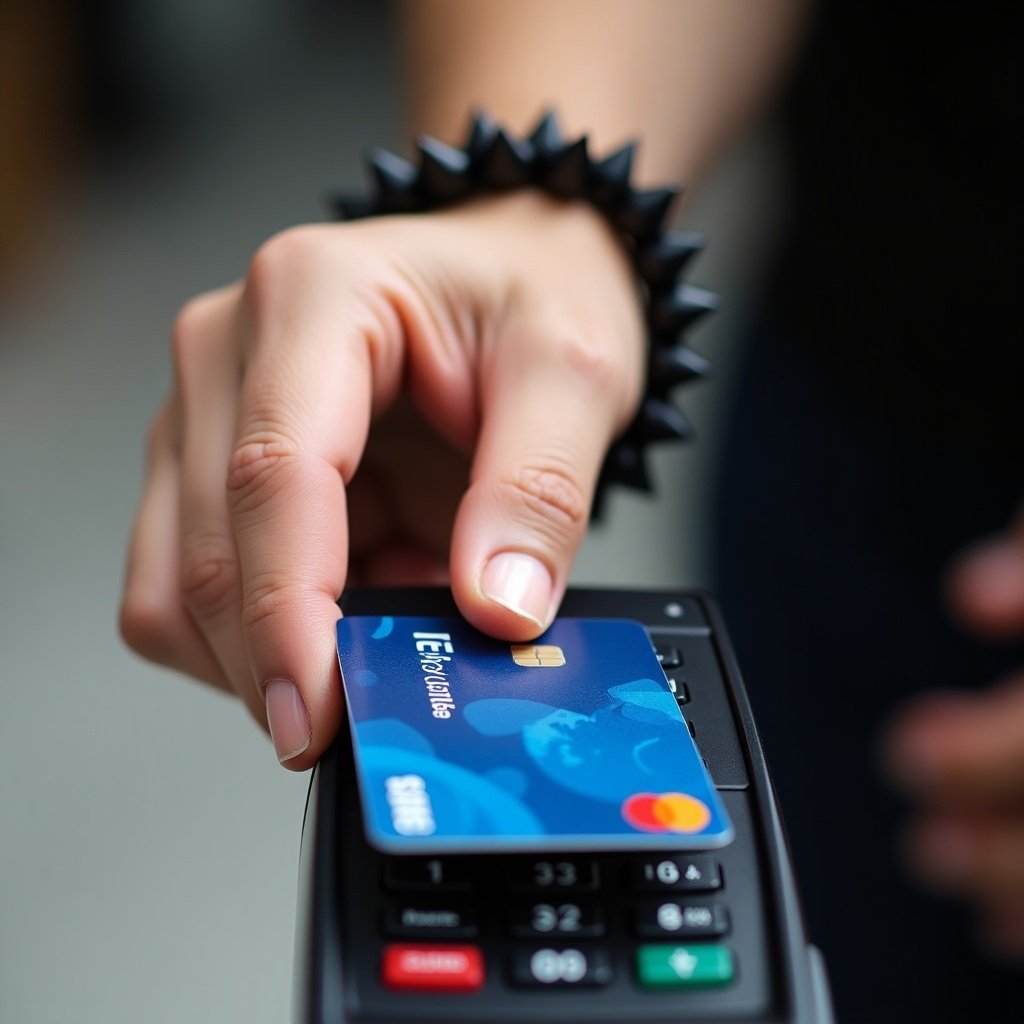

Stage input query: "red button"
[{"left": 381, "top": 944, "right": 484, "bottom": 992}]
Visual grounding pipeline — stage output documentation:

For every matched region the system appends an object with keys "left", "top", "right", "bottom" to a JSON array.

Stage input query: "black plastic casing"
[{"left": 294, "top": 587, "right": 833, "bottom": 1023}]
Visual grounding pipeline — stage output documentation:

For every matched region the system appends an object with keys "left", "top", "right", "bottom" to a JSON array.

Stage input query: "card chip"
[{"left": 510, "top": 644, "right": 566, "bottom": 667}]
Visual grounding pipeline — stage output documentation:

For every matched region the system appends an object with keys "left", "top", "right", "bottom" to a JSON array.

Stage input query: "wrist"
[
  {"left": 329, "top": 110, "right": 716, "bottom": 500},
  {"left": 445, "top": 187, "right": 639, "bottom": 305}
]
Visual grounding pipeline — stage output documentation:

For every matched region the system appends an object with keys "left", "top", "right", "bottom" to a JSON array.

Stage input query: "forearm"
[{"left": 402, "top": 0, "right": 808, "bottom": 187}]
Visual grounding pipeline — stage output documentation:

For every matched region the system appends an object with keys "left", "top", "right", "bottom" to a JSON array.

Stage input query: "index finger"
[{"left": 228, "top": 230, "right": 405, "bottom": 768}]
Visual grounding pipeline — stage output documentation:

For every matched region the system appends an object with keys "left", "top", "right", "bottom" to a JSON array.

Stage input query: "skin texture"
[
  {"left": 122, "top": 193, "right": 645, "bottom": 759},
  {"left": 119, "top": 0, "right": 1023, "bottom": 961},
  {"left": 121, "top": 0, "right": 806, "bottom": 767},
  {"left": 404, "top": 0, "right": 808, "bottom": 186}
]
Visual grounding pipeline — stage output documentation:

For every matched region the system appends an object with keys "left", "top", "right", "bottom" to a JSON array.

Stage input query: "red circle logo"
[{"left": 622, "top": 792, "right": 712, "bottom": 833}]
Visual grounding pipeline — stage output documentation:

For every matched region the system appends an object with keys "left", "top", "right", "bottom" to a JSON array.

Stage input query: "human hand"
[
  {"left": 884, "top": 521, "right": 1024, "bottom": 956},
  {"left": 119, "top": 191, "right": 645, "bottom": 768}
]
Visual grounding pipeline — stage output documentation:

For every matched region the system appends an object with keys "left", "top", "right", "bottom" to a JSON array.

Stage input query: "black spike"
[
  {"left": 634, "top": 230, "right": 705, "bottom": 290},
  {"left": 326, "top": 193, "right": 376, "bottom": 220},
  {"left": 589, "top": 142, "right": 635, "bottom": 208},
  {"left": 650, "top": 344, "right": 713, "bottom": 391},
  {"left": 638, "top": 398, "right": 694, "bottom": 443},
  {"left": 366, "top": 148, "right": 420, "bottom": 213},
  {"left": 649, "top": 283, "right": 719, "bottom": 336},
  {"left": 611, "top": 186, "right": 679, "bottom": 239},
  {"left": 528, "top": 110, "right": 563, "bottom": 161},
  {"left": 542, "top": 137, "right": 591, "bottom": 198},
  {"left": 478, "top": 128, "right": 534, "bottom": 188},
  {"left": 327, "top": 110, "right": 709, "bottom": 512},
  {"left": 417, "top": 137, "right": 473, "bottom": 203},
  {"left": 464, "top": 110, "right": 499, "bottom": 164},
  {"left": 600, "top": 439, "right": 651, "bottom": 491}
]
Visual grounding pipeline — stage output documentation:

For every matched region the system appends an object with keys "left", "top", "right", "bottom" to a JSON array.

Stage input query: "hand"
[
  {"left": 119, "top": 192, "right": 644, "bottom": 768},
  {"left": 884, "top": 520, "right": 1024, "bottom": 957}
]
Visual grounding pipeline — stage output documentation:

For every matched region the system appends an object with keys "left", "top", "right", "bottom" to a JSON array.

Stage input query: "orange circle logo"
[{"left": 622, "top": 792, "right": 712, "bottom": 833}]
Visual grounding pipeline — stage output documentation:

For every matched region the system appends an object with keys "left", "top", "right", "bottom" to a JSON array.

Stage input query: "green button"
[{"left": 636, "top": 944, "right": 735, "bottom": 988}]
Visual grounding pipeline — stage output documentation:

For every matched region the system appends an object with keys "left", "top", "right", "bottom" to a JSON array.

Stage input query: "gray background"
[{"left": 0, "top": 5, "right": 781, "bottom": 1021}]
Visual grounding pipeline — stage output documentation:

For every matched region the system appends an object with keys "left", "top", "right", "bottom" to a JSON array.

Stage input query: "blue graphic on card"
[{"left": 336, "top": 615, "right": 733, "bottom": 853}]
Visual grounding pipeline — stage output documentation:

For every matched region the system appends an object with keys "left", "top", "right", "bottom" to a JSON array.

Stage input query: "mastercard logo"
[{"left": 622, "top": 792, "right": 712, "bottom": 834}]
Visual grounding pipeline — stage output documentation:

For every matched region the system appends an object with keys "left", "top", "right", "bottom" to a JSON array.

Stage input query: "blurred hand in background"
[{"left": 886, "top": 518, "right": 1024, "bottom": 956}]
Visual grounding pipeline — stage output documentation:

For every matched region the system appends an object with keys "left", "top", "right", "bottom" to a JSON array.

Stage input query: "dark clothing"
[
  {"left": 717, "top": 329, "right": 1023, "bottom": 1023},
  {"left": 769, "top": 2, "right": 1022, "bottom": 481},
  {"left": 713, "top": 4, "right": 1024, "bottom": 1021}
]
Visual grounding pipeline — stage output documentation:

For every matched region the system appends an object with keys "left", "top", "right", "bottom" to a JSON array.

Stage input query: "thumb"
[{"left": 449, "top": 302, "right": 642, "bottom": 640}]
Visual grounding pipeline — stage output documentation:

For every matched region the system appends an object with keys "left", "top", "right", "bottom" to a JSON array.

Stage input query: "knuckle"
[
  {"left": 240, "top": 577, "right": 302, "bottom": 635},
  {"left": 245, "top": 225, "right": 330, "bottom": 315},
  {"left": 225, "top": 435, "right": 303, "bottom": 515},
  {"left": 497, "top": 461, "right": 589, "bottom": 545},
  {"left": 179, "top": 538, "right": 238, "bottom": 621},
  {"left": 119, "top": 590, "right": 175, "bottom": 665},
  {"left": 548, "top": 329, "right": 625, "bottom": 400},
  {"left": 171, "top": 292, "right": 220, "bottom": 373}
]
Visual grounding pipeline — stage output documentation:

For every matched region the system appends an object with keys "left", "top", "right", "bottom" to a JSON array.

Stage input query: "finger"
[
  {"left": 173, "top": 287, "right": 266, "bottom": 724},
  {"left": 450, "top": 301, "right": 642, "bottom": 640},
  {"left": 906, "top": 811, "right": 1024, "bottom": 899},
  {"left": 884, "top": 676, "right": 1024, "bottom": 802},
  {"left": 120, "top": 403, "right": 229, "bottom": 689},
  {"left": 228, "top": 229, "right": 406, "bottom": 769},
  {"left": 948, "top": 529, "right": 1024, "bottom": 639}
]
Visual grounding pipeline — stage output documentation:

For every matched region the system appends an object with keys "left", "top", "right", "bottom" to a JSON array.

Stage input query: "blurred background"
[{"left": 0, "top": 3, "right": 782, "bottom": 1021}]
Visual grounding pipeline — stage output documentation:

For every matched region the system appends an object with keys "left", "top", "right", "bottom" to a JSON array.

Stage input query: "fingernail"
[
  {"left": 265, "top": 678, "right": 311, "bottom": 764},
  {"left": 480, "top": 552, "right": 553, "bottom": 628}
]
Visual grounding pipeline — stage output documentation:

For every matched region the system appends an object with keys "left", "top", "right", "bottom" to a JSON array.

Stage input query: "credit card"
[{"left": 336, "top": 615, "right": 733, "bottom": 854}]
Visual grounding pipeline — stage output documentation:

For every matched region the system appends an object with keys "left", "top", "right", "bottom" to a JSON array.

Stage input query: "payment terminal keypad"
[
  {"left": 297, "top": 588, "right": 833, "bottom": 1023},
  {"left": 376, "top": 847, "right": 735, "bottom": 994}
]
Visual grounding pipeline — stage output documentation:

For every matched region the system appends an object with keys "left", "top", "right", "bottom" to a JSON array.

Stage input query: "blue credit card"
[{"left": 336, "top": 615, "right": 734, "bottom": 854}]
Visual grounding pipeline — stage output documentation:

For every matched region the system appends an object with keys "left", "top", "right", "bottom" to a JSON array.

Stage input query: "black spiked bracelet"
[{"left": 328, "top": 109, "right": 716, "bottom": 508}]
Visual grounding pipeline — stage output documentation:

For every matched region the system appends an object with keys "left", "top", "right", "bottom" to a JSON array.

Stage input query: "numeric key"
[
  {"left": 510, "top": 947, "right": 613, "bottom": 988},
  {"left": 509, "top": 900, "right": 605, "bottom": 938},
  {"left": 506, "top": 858, "right": 599, "bottom": 892},
  {"left": 629, "top": 855, "right": 722, "bottom": 892},
  {"left": 635, "top": 900, "right": 729, "bottom": 938},
  {"left": 383, "top": 857, "right": 473, "bottom": 891}
]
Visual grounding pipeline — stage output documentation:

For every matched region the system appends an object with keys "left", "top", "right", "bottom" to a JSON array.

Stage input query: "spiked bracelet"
[{"left": 328, "top": 110, "right": 716, "bottom": 503}]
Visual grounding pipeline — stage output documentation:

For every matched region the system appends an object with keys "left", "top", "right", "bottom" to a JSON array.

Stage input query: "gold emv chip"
[{"left": 510, "top": 644, "right": 566, "bottom": 667}]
